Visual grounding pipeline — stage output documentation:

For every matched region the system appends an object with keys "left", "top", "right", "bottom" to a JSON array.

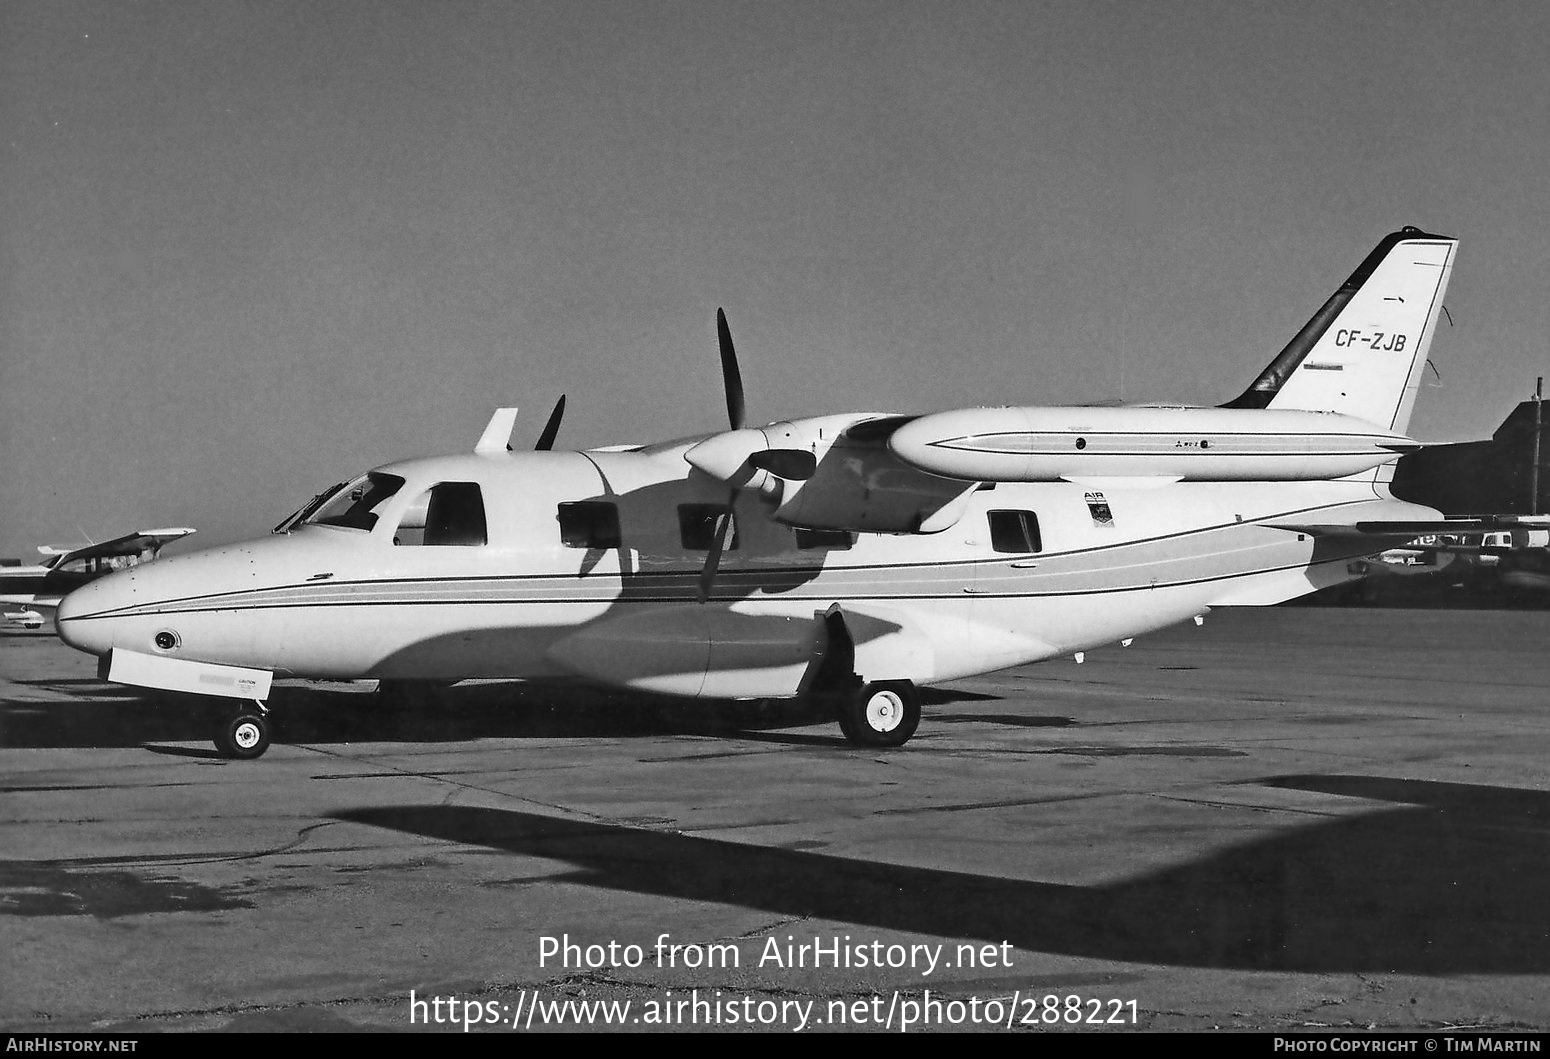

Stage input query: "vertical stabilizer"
[{"left": 1225, "top": 228, "right": 1456, "bottom": 433}]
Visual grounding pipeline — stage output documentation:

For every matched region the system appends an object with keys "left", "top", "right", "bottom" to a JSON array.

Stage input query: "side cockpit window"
[
  {"left": 303, "top": 473, "right": 405, "bottom": 532},
  {"left": 557, "top": 501, "right": 621, "bottom": 549},
  {"left": 394, "top": 482, "right": 487, "bottom": 546}
]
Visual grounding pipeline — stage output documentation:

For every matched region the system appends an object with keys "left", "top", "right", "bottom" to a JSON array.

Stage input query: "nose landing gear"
[{"left": 213, "top": 701, "right": 272, "bottom": 759}]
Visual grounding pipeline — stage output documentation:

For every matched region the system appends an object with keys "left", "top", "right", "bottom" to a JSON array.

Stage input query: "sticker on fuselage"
[{"left": 1084, "top": 491, "right": 1114, "bottom": 528}]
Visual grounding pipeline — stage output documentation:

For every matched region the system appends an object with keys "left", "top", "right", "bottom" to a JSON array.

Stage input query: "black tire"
[
  {"left": 214, "top": 711, "right": 271, "bottom": 760},
  {"left": 838, "top": 680, "right": 921, "bottom": 748}
]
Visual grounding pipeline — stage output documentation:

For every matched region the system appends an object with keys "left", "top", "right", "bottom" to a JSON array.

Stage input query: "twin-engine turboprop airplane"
[{"left": 58, "top": 227, "right": 1485, "bottom": 758}]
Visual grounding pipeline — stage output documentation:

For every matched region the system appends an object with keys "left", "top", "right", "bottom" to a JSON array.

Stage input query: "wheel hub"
[{"left": 866, "top": 691, "right": 903, "bottom": 732}]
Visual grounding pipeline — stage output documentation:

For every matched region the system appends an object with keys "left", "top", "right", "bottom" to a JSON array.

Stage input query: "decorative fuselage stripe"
[
  {"left": 64, "top": 498, "right": 1386, "bottom": 622},
  {"left": 64, "top": 556, "right": 1377, "bottom": 620}
]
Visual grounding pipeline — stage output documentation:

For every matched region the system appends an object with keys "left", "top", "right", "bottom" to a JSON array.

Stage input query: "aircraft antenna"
[{"left": 1119, "top": 301, "right": 1127, "bottom": 405}]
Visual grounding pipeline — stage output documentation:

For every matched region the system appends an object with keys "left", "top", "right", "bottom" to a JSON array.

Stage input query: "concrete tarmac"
[{"left": 2, "top": 606, "right": 1549, "bottom": 1033}]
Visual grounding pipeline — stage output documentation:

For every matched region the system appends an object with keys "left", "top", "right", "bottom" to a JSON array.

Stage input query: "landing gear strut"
[
  {"left": 814, "top": 606, "right": 923, "bottom": 748},
  {"left": 837, "top": 680, "right": 921, "bottom": 748},
  {"left": 213, "top": 702, "right": 272, "bottom": 760}
]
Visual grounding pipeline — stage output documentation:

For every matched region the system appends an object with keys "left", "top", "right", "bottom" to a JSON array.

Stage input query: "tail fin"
[{"left": 1224, "top": 227, "right": 1457, "bottom": 433}]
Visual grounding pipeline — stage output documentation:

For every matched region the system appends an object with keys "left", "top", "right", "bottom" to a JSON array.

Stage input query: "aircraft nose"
[{"left": 55, "top": 574, "right": 127, "bottom": 656}]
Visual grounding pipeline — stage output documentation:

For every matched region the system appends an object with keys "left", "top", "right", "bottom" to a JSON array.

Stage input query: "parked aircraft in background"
[
  {"left": 1, "top": 529, "right": 195, "bottom": 630},
  {"left": 59, "top": 227, "right": 1525, "bottom": 760},
  {"left": 1496, "top": 548, "right": 1550, "bottom": 599},
  {"left": 1361, "top": 541, "right": 1475, "bottom": 579},
  {"left": 1358, "top": 525, "right": 1550, "bottom": 577}
]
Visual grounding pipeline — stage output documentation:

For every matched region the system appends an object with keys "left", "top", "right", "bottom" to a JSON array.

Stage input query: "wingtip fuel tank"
[{"left": 887, "top": 406, "right": 1419, "bottom": 482}]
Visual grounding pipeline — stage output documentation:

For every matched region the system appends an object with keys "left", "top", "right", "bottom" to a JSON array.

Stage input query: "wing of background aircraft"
[
  {"left": 2, "top": 528, "right": 195, "bottom": 629},
  {"left": 1265, "top": 515, "right": 1550, "bottom": 554},
  {"left": 38, "top": 527, "right": 196, "bottom": 568}
]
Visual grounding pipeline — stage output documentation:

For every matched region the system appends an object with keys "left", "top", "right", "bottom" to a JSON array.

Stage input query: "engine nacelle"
[
  {"left": 887, "top": 406, "right": 1417, "bottom": 482},
  {"left": 685, "top": 413, "right": 978, "bottom": 533}
]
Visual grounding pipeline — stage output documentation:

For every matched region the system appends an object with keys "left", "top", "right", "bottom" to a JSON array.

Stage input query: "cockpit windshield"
[
  {"left": 275, "top": 473, "right": 405, "bottom": 534},
  {"left": 273, "top": 482, "right": 343, "bottom": 534}
]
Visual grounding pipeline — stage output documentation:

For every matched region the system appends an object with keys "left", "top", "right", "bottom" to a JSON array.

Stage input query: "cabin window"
[
  {"left": 988, "top": 509, "right": 1042, "bottom": 553},
  {"left": 794, "top": 527, "right": 853, "bottom": 550},
  {"left": 53, "top": 555, "right": 123, "bottom": 576},
  {"left": 557, "top": 501, "right": 621, "bottom": 549},
  {"left": 394, "top": 482, "right": 487, "bottom": 546},
  {"left": 678, "top": 503, "right": 738, "bottom": 551},
  {"left": 305, "top": 473, "right": 405, "bottom": 532}
]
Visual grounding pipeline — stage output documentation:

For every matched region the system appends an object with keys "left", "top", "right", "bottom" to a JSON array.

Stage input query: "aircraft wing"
[
  {"left": 49, "top": 528, "right": 196, "bottom": 567},
  {"left": 3, "top": 597, "right": 58, "bottom": 616}
]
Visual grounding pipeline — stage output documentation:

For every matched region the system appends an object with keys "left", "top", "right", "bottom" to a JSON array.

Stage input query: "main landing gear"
[
  {"left": 815, "top": 606, "right": 922, "bottom": 748},
  {"left": 213, "top": 701, "right": 272, "bottom": 760},
  {"left": 837, "top": 680, "right": 922, "bottom": 748}
]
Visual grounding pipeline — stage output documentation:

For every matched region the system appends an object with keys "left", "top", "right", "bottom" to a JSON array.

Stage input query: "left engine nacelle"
[{"left": 685, "top": 413, "right": 979, "bottom": 534}]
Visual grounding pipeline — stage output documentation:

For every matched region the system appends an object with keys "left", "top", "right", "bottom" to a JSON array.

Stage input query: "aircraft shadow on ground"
[
  {"left": 0, "top": 682, "right": 999, "bottom": 750},
  {"left": 335, "top": 773, "right": 1550, "bottom": 975}
]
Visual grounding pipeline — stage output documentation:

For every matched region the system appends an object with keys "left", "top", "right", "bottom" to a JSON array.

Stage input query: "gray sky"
[{"left": 3, "top": 0, "right": 1548, "bottom": 556}]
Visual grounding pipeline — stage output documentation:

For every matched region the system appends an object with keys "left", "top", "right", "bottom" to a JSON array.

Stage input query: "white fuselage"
[{"left": 54, "top": 436, "right": 1436, "bottom": 698}]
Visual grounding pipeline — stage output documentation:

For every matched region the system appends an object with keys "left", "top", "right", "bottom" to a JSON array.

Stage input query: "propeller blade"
[
  {"left": 717, "top": 308, "right": 745, "bottom": 431},
  {"left": 747, "top": 448, "right": 817, "bottom": 480},
  {"left": 535, "top": 394, "right": 567, "bottom": 451},
  {"left": 697, "top": 495, "right": 736, "bottom": 603}
]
